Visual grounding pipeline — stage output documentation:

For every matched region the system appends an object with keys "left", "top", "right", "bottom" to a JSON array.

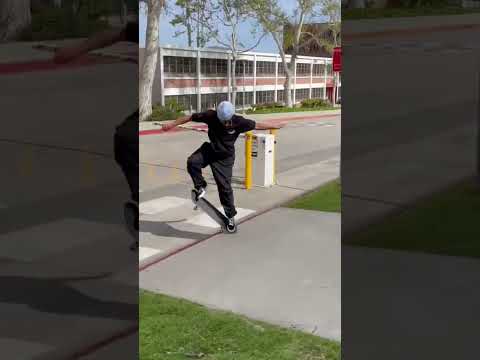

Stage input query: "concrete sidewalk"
[
  {"left": 343, "top": 245, "right": 480, "bottom": 359},
  {"left": 140, "top": 207, "right": 341, "bottom": 341}
]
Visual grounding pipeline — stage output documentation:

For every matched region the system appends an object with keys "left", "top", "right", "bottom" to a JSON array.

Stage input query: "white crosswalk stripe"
[
  {"left": 139, "top": 246, "right": 162, "bottom": 262},
  {"left": 139, "top": 196, "right": 191, "bottom": 215},
  {"left": 139, "top": 195, "right": 256, "bottom": 263},
  {"left": 0, "top": 219, "right": 122, "bottom": 262}
]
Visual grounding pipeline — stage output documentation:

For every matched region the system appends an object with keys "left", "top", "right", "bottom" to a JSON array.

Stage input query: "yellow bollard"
[
  {"left": 269, "top": 129, "right": 277, "bottom": 184},
  {"left": 82, "top": 157, "right": 95, "bottom": 185},
  {"left": 245, "top": 131, "right": 253, "bottom": 190},
  {"left": 19, "top": 149, "right": 34, "bottom": 178},
  {"left": 148, "top": 165, "right": 155, "bottom": 183}
]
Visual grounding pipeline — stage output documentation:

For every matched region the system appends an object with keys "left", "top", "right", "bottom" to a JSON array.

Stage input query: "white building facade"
[{"left": 144, "top": 46, "right": 341, "bottom": 112}]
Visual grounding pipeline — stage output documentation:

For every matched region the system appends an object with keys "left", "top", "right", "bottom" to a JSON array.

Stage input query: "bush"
[
  {"left": 301, "top": 98, "right": 330, "bottom": 108},
  {"left": 147, "top": 101, "right": 185, "bottom": 122},
  {"left": 251, "top": 102, "right": 283, "bottom": 111},
  {"left": 24, "top": 5, "right": 110, "bottom": 41}
]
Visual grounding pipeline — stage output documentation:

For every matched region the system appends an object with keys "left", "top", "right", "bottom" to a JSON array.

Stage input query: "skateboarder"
[
  {"left": 54, "top": 22, "right": 139, "bottom": 247},
  {"left": 162, "top": 101, "right": 283, "bottom": 230}
]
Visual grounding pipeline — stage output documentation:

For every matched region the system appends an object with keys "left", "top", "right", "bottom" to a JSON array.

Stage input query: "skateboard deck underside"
[{"left": 191, "top": 191, "right": 227, "bottom": 228}]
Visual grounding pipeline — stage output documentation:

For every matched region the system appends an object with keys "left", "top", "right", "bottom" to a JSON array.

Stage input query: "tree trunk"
[
  {"left": 120, "top": 0, "right": 128, "bottom": 25},
  {"left": 186, "top": 5, "right": 192, "bottom": 47},
  {"left": 139, "top": 0, "right": 161, "bottom": 122},
  {"left": 0, "top": 0, "right": 31, "bottom": 42},
  {"left": 231, "top": 56, "right": 237, "bottom": 106},
  {"left": 284, "top": 71, "right": 293, "bottom": 108}
]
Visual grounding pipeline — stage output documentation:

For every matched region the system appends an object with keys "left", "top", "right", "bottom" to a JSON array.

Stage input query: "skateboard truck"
[{"left": 191, "top": 189, "right": 237, "bottom": 233}]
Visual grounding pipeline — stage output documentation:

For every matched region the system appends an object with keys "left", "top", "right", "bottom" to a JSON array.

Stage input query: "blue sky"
[{"left": 139, "top": 0, "right": 327, "bottom": 53}]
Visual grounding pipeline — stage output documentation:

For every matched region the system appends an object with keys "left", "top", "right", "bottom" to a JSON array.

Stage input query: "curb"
[
  {"left": 33, "top": 324, "right": 138, "bottom": 360},
  {"left": 343, "top": 23, "right": 480, "bottom": 41}
]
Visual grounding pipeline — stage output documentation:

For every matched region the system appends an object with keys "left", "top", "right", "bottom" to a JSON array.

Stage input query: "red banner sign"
[{"left": 333, "top": 47, "right": 341, "bottom": 72}]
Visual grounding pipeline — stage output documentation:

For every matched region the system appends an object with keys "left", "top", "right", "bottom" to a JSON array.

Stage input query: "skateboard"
[
  {"left": 124, "top": 201, "right": 139, "bottom": 251},
  {"left": 191, "top": 190, "right": 237, "bottom": 233}
]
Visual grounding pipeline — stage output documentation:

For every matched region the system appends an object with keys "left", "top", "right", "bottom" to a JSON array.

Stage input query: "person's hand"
[
  {"left": 53, "top": 47, "right": 85, "bottom": 64},
  {"left": 162, "top": 122, "right": 176, "bottom": 132}
]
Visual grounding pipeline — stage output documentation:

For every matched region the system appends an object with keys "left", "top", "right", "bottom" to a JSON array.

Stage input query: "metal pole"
[
  {"left": 245, "top": 131, "right": 253, "bottom": 189},
  {"left": 269, "top": 129, "right": 277, "bottom": 185},
  {"left": 477, "top": 62, "right": 480, "bottom": 185},
  {"left": 243, "top": 61, "right": 246, "bottom": 113}
]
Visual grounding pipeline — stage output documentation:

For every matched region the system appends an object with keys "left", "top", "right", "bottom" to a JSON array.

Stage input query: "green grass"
[
  {"left": 140, "top": 291, "right": 340, "bottom": 360},
  {"left": 345, "top": 179, "right": 480, "bottom": 258},
  {"left": 246, "top": 106, "right": 338, "bottom": 115},
  {"left": 343, "top": 6, "right": 480, "bottom": 20},
  {"left": 288, "top": 180, "right": 341, "bottom": 213}
]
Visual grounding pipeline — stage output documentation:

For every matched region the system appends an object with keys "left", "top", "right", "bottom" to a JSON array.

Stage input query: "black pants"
[
  {"left": 114, "top": 110, "right": 139, "bottom": 203},
  {"left": 187, "top": 142, "right": 237, "bottom": 218}
]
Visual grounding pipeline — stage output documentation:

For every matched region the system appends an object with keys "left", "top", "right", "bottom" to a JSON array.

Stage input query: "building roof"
[{"left": 143, "top": 44, "right": 331, "bottom": 61}]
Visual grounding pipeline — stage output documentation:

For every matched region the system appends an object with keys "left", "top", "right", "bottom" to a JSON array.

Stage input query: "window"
[
  {"left": 256, "top": 90, "right": 275, "bottom": 104},
  {"left": 313, "top": 63, "right": 326, "bottom": 76},
  {"left": 278, "top": 62, "right": 293, "bottom": 75},
  {"left": 234, "top": 60, "right": 253, "bottom": 76},
  {"left": 200, "top": 58, "right": 228, "bottom": 76},
  {"left": 277, "top": 89, "right": 294, "bottom": 104},
  {"left": 296, "top": 63, "right": 311, "bottom": 76},
  {"left": 235, "top": 92, "right": 253, "bottom": 107},
  {"left": 311, "top": 87, "right": 325, "bottom": 99},
  {"left": 201, "top": 93, "right": 228, "bottom": 110},
  {"left": 277, "top": 90, "right": 284, "bottom": 103},
  {"left": 326, "top": 63, "right": 333, "bottom": 76},
  {"left": 256, "top": 61, "right": 275, "bottom": 76},
  {"left": 165, "top": 94, "right": 197, "bottom": 111},
  {"left": 295, "top": 88, "right": 309, "bottom": 101},
  {"left": 163, "top": 56, "right": 197, "bottom": 74}
]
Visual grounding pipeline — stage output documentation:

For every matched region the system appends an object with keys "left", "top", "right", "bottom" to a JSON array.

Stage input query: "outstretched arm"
[
  {"left": 162, "top": 115, "right": 192, "bottom": 131},
  {"left": 54, "top": 28, "right": 127, "bottom": 64}
]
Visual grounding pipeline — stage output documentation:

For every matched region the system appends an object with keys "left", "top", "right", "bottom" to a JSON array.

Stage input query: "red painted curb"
[
  {"left": 139, "top": 127, "right": 185, "bottom": 136},
  {"left": 262, "top": 112, "right": 340, "bottom": 124},
  {"left": 0, "top": 56, "right": 117, "bottom": 75},
  {"left": 70, "top": 325, "right": 138, "bottom": 359}
]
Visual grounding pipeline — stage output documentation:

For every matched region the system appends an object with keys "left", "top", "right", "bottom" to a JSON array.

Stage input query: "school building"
[{"left": 141, "top": 46, "right": 341, "bottom": 112}]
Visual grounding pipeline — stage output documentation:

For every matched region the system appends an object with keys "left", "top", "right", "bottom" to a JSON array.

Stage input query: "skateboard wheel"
[{"left": 226, "top": 224, "right": 237, "bottom": 233}]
